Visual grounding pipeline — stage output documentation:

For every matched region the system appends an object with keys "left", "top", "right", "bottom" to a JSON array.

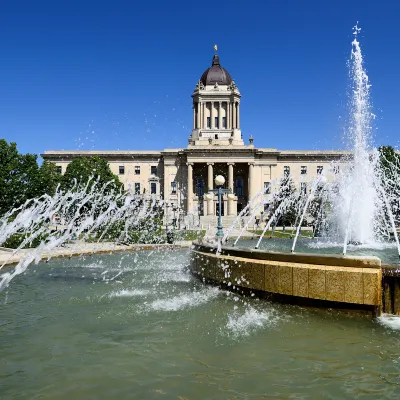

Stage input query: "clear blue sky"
[{"left": 1, "top": 0, "right": 400, "bottom": 158}]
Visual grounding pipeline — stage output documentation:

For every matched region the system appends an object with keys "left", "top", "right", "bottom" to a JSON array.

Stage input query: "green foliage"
[
  {"left": 0, "top": 140, "right": 64, "bottom": 216},
  {"left": 172, "top": 229, "right": 205, "bottom": 241},
  {"left": 378, "top": 145, "right": 400, "bottom": 221},
  {"left": 0, "top": 140, "right": 39, "bottom": 215},
  {"left": 2, "top": 232, "right": 49, "bottom": 249},
  {"left": 38, "top": 161, "right": 62, "bottom": 197},
  {"left": 62, "top": 156, "right": 122, "bottom": 194},
  {"left": 274, "top": 176, "right": 299, "bottom": 226},
  {"left": 89, "top": 210, "right": 165, "bottom": 244}
]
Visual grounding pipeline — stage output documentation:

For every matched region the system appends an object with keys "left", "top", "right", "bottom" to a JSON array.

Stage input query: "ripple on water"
[
  {"left": 109, "top": 289, "right": 150, "bottom": 298},
  {"left": 225, "top": 306, "right": 280, "bottom": 338},
  {"left": 378, "top": 314, "right": 400, "bottom": 330},
  {"left": 147, "top": 287, "right": 220, "bottom": 312}
]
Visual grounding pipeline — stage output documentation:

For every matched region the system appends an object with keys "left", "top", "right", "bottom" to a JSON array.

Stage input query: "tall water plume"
[{"left": 334, "top": 24, "right": 381, "bottom": 244}]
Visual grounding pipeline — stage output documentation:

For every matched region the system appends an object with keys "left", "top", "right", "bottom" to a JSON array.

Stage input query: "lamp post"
[
  {"left": 172, "top": 206, "right": 177, "bottom": 230},
  {"left": 205, "top": 175, "right": 234, "bottom": 239}
]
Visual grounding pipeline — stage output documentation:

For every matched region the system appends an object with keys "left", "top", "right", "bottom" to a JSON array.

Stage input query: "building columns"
[
  {"left": 196, "top": 103, "right": 200, "bottom": 129},
  {"left": 228, "top": 162, "right": 235, "bottom": 216},
  {"left": 192, "top": 105, "right": 196, "bottom": 129},
  {"left": 227, "top": 101, "right": 230, "bottom": 130},
  {"left": 207, "top": 162, "right": 214, "bottom": 215},
  {"left": 187, "top": 163, "right": 193, "bottom": 212},
  {"left": 248, "top": 162, "right": 255, "bottom": 206},
  {"left": 237, "top": 102, "right": 240, "bottom": 129}
]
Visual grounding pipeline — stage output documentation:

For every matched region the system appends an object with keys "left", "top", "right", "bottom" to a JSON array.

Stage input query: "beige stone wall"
[
  {"left": 42, "top": 148, "right": 350, "bottom": 213},
  {"left": 48, "top": 156, "right": 164, "bottom": 197},
  {"left": 191, "top": 249, "right": 382, "bottom": 308}
]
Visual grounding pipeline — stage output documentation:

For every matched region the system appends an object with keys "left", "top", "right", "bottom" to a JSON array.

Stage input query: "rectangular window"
[
  {"left": 207, "top": 117, "right": 211, "bottom": 129},
  {"left": 151, "top": 182, "right": 157, "bottom": 194},
  {"left": 119, "top": 165, "right": 125, "bottom": 175},
  {"left": 222, "top": 116, "right": 227, "bottom": 128},
  {"left": 56, "top": 166, "right": 62, "bottom": 174},
  {"left": 333, "top": 165, "right": 340, "bottom": 174},
  {"left": 317, "top": 166, "right": 323, "bottom": 175},
  {"left": 215, "top": 116, "right": 219, "bottom": 129},
  {"left": 301, "top": 166, "right": 307, "bottom": 175},
  {"left": 135, "top": 166, "right": 140, "bottom": 175},
  {"left": 284, "top": 166, "right": 290, "bottom": 176},
  {"left": 134, "top": 183, "right": 140, "bottom": 194},
  {"left": 171, "top": 181, "right": 177, "bottom": 194},
  {"left": 151, "top": 166, "right": 157, "bottom": 175},
  {"left": 300, "top": 182, "right": 307, "bottom": 195},
  {"left": 264, "top": 182, "right": 271, "bottom": 194}
]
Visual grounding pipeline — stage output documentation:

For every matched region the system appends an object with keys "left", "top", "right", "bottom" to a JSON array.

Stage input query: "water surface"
[{"left": 1, "top": 248, "right": 400, "bottom": 399}]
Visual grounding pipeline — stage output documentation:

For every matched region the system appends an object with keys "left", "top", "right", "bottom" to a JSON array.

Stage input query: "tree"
[
  {"left": 62, "top": 156, "right": 122, "bottom": 194},
  {"left": 272, "top": 175, "right": 299, "bottom": 227},
  {"left": 0, "top": 139, "right": 40, "bottom": 215},
  {"left": 37, "top": 161, "right": 62, "bottom": 197},
  {"left": 378, "top": 145, "right": 400, "bottom": 223}
]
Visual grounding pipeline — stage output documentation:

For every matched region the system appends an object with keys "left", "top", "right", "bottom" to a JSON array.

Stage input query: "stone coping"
[
  {"left": 192, "top": 241, "right": 382, "bottom": 268},
  {"left": 190, "top": 245, "right": 383, "bottom": 312},
  {"left": 0, "top": 242, "right": 191, "bottom": 269}
]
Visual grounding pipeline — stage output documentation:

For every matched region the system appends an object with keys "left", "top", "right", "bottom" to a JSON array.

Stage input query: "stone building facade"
[{"left": 42, "top": 51, "right": 347, "bottom": 223}]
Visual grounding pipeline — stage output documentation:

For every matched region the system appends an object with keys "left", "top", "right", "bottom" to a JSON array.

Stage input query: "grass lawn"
[{"left": 247, "top": 229, "right": 314, "bottom": 238}]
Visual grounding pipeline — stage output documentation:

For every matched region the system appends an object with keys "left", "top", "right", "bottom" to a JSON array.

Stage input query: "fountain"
[
  {"left": 2, "top": 25, "right": 400, "bottom": 399},
  {"left": 191, "top": 24, "right": 400, "bottom": 316}
]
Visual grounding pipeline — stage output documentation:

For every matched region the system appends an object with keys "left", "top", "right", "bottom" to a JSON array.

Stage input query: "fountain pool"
[
  {"left": 2, "top": 248, "right": 400, "bottom": 399},
  {"left": 233, "top": 237, "right": 400, "bottom": 266}
]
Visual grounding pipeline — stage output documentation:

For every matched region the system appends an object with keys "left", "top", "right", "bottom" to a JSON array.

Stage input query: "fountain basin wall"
[{"left": 190, "top": 242, "right": 382, "bottom": 314}]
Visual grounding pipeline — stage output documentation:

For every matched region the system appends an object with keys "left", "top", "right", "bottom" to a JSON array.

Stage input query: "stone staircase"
[{"left": 199, "top": 215, "right": 256, "bottom": 230}]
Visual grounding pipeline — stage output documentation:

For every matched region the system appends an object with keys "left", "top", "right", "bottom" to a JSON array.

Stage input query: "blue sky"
[{"left": 1, "top": 0, "right": 400, "bottom": 158}]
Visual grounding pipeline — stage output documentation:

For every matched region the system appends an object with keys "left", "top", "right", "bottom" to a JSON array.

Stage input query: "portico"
[{"left": 186, "top": 157, "right": 254, "bottom": 217}]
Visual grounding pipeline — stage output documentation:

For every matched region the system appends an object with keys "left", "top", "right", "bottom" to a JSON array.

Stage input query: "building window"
[
  {"left": 207, "top": 117, "right": 211, "bottom": 129},
  {"left": 151, "top": 165, "right": 157, "bottom": 175},
  {"left": 300, "top": 183, "right": 307, "bottom": 195},
  {"left": 151, "top": 182, "right": 157, "bottom": 194},
  {"left": 119, "top": 165, "right": 125, "bottom": 175},
  {"left": 222, "top": 116, "right": 227, "bottom": 128},
  {"left": 171, "top": 181, "right": 177, "bottom": 194},
  {"left": 317, "top": 166, "right": 323, "bottom": 175},
  {"left": 301, "top": 166, "right": 307, "bottom": 175},
  {"left": 333, "top": 165, "right": 340, "bottom": 174},
  {"left": 134, "top": 183, "right": 140, "bottom": 194},
  {"left": 135, "top": 166, "right": 140, "bottom": 175},
  {"left": 56, "top": 166, "right": 62, "bottom": 174},
  {"left": 215, "top": 117, "right": 219, "bottom": 129},
  {"left": 121, "top": 183, "right": 124, "bottom": 191},
  {"left": 264, "top": 182, "right": 271, "bottom": 194},
  {"left": 284, "top": 166, "right": 290, "bottom": 176}
]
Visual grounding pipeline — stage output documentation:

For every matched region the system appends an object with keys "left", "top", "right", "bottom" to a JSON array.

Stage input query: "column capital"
[
  {"left": 186, "top": 162, "right": 194, "bottom": 166},
  {"left": 227, "top": 162, "right": 235, "bottom": 166},
  {"left": 207, "top": 162, "right": 214, "bottom": 166},
  {"left": 248, "top": 162, "right": 255, "bottom": 166}
]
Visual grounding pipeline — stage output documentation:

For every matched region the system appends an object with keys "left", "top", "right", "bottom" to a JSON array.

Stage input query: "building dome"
[{"left": 200, "top": 54, "right": 233, "bottom": 86}]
